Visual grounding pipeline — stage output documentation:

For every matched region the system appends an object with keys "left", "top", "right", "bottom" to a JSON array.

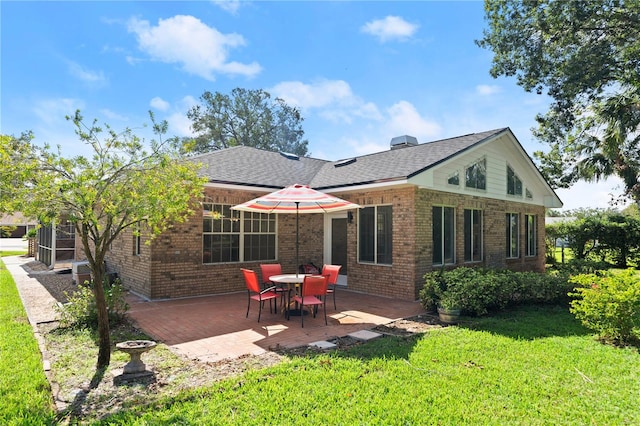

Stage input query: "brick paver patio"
[{"left": 126, "top": 289, "right": 425, "bottom": 362}]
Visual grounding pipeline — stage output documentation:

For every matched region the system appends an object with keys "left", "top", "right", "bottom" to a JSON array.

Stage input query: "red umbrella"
[{"left": 232, "top": 184, "right": 360, "bottom": 274}]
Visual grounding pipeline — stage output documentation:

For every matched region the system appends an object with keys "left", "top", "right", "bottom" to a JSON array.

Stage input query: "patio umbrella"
[{"left": 232, "top": 184, "right": 360, "bottom": 275}]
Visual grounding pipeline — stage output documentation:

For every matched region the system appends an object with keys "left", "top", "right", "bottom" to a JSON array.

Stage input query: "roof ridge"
[{"left": 332, "top": 128, "right": 507, "bottom": 163}]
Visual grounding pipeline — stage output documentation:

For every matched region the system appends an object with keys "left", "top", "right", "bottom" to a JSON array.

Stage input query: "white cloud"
[
  {"left": 212, "top": 0, "right": 242, "bottom": 15},
  {"left": 361, "top": 16, "right": 418, "bottom": 42},
  {"left": 476, "top": 84, "right": 501, "bottom": 96},
  {"left": 127, "top": 15, "right": 262, "bottom": 81},
  {"left": 270, "top": 79, "right": 382, "bottom": 123},
  {"left": 555, "top": 177, "right": 630, "bottom": 211},
  {"left": 160, "top": 96, "right": 199, "bottom": 137},
  {"left": 67, "top": 61, "right": 107, "bottom": 86},
  {"left": 341, "top": 135, "right": 389, "bottom": 157},
  {"left": 32, "top": 98, "right": 84, "bottom": 125},
  {"left": 167, "top": 112, "right": 194, "bottom": 137},
  {"left": 271, "top": 80, "right": 353, "bottom": 109},
  {"left": 386, "top": 101, "right": 441, "bottom": 140},
  {"left": 150, "top": 97, "right": 170, "bottom": 111},
  {"left": 100, "top": 109, "right": 129, "bottom": 121}
]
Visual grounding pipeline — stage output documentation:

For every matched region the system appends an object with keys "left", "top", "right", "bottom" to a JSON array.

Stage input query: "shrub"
[
  {"left": 0, "top": 225, "right": 17, "bottom": 238},
  {"left": 550, "top": 258, "right": 611, "bottom": 275},
  {"left": 421, "top": 267, "right": 574, "bottom": 316},
  {"left": 516, "top": 270, "right": 575, "bottom": 305},
  {"left": 569, "top": 269, "right": 640, "bottom": 345},
  {"left": 57, "top": 279, "right": 129, "bottom": 329}
]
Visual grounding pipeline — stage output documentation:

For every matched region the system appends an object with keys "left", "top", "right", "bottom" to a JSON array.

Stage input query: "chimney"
[{"left": 390, "top": 135, "right": 418, "bottom": 150}]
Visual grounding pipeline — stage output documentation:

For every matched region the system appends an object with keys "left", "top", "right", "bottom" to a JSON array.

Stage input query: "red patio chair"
[
  {"left": 260, "top": 263, "right": 288, "bottom": 309},
  {"left": 321, "top": 264, "right": 342, "bottom": 310},
  {"left": 293, "top": 275, "right": 329, "bottom": 327},
  {"left": 241, "top": 268, "right": 278, "bottom": 322}
]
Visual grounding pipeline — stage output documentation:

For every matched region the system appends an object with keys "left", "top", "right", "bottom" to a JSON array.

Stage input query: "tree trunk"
[{"left": 92, "top": 269, "right": 111, "bottom": 368}]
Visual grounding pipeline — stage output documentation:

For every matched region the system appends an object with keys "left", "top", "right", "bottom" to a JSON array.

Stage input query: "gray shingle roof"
[
  {"left": 191, "top": 146, "right": 328, "bottom": 188},
  {"left": 190, "top": 128, "right": 508, "bottom": 190}
]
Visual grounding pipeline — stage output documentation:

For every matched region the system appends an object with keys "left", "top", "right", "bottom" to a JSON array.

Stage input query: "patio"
[{"left": 126, "top": 289, "right": 425, "bottom": 362}]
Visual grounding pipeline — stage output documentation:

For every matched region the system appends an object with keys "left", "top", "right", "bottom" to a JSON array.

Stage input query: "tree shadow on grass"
[{"left": 459, "top": 304, "right": 591, "bottom": 340}]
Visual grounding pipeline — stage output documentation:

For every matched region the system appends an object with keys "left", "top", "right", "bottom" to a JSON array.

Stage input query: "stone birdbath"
[{"left": 116, "top": 340, "right": 157, "bottom": 374}]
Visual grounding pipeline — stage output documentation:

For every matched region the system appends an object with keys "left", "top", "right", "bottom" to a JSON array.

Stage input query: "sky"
[{"left": 0, "top": 1, "right": 628, "bottom": 211}]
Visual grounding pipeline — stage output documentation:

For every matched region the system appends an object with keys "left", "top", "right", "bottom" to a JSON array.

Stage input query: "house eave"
[
  {"left": 316, "top": 178, "right": 411, "bottom": 194},
  {"left": 204, "top": 181, "right": 283, "bottom": 193}
]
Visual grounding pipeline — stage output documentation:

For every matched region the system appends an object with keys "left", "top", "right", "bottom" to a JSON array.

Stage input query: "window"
[
  {"left": 433, "top": 206, "right": 455, "bottom": 265},
  {"left": 133, "top": 225, "right": 141, "bottom": 256},
  {"left": 507, "top": 165, "right": 523, "bottom": 196},
  {"left": 464, "top": 209, "right": 482, "bottom": 262},
  {"left": 243, "top": 211, "right": 277, "bottom": 261},
  {"left": 358, "top": 205, "right": 392, "bottom": 265},
  {"left": 202, "top": 202, "right": 276, "bottom": 264},
  {"left": 447, "top": 172, "right": 459, "bottom": 186},
  {"left": 506, "top": 213, "right": 519, "bottom": 258},
  {"left": 465, "top": 158, "right": 486, "bottom": 190},
  {"left": 525, "top": 214, "right": 537, "bottom": 256},
  {"left": 526, "top": 188, "right": 533, "bottom": 199}
]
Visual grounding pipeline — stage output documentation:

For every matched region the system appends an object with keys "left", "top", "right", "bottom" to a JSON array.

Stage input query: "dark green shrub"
[
  {"left": 419, "top": 269, "right": 443, "bottom": 312},
  {"left": 57, "top": 279, "right": 128, "bottom": 329},
  {"left": 569, "top": 269, "right": 640, "bottom": 345},
  {"left": 550, "top": 258, "right": 611, "bottom": 275},
  {"left": 421, "top": 267, "right": 575, "bottom": 316},
  {"left": 516, "top": 270, "right": 574, "bottom": 305}
]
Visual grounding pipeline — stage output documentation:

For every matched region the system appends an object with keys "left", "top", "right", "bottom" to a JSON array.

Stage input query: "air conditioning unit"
[{"left": 72, "top": 261, "right": 91, "bottom": 285}]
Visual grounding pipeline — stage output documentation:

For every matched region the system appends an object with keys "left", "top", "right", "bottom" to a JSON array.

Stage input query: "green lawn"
[
  {"left": 551, "top": 246, "right": 574, "bottom": 264},
  {"left": 0, "top": 255, "right": 56, "bottom": 425},
  {"left": 3, "top": 251, "right": 639, "bottom": 424},
  {"left": 102, "top": 305, "right": 639, "bottom": 425}
]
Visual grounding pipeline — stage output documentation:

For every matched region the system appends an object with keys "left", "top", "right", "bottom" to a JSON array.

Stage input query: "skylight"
[
  {"left": 335, "top": 158, "right": 356, "bottom": 167},
  {"left": 279, "top": 152, "right": 299, "bottom": 160}
]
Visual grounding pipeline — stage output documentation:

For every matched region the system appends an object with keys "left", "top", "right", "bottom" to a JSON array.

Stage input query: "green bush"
[
  {"left": 421, "top": 267, "right": 574, "bottom": 316},
  {"left": 569, "top": 269, "right": 640, "bottom": 345},
  {"left": 550, "top": 258, "right": 612, "bottom": 275},
  {"left": 515, "top": 270, "right": 575, "bottom": 305},
  {"left": 0, "top": 225, "right": 17, "bottom": 238},
  {"left": 57, "top": 279, "right": 129, "bottom": 329}
]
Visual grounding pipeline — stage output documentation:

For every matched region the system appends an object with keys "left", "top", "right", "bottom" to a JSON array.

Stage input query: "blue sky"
[{"left": 1, "top": 1, "right": 627, "bottom": 210}]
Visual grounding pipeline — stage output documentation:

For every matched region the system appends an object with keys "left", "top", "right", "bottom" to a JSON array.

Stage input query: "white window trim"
[
  {"left": 202, "top": 202, "right": 277, "bottom": 264},
  {"left": 525, "top": 214, "right": 537, "bottom": 257},
  {"left": 506, "top": 212, "right": 520, "bottom": 259},
  {"left": 433, "top": 205, "right": 456, "bottom": 266},
  {"left": 464, "top": 208, "right": 483, "bottom": 263},
  {"left": 464, "top": 157, "right": 487, "bottom": 191},
  {"left": 357, "top": 204, "right": 393, "bottom": 266},
  {"left": 506, "top": 164, "right": 523, "bottom": 198}
]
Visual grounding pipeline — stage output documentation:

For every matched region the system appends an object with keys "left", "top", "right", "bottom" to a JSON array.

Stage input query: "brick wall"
[
  {"left": 347, "top": 186, "right": 546, "bottom": 301},
  {"left": 107, "top": 187, "right": 324, "bottom": 300},
  {"left": 106, "top": 185, "right": 547, "bottom": 302}
]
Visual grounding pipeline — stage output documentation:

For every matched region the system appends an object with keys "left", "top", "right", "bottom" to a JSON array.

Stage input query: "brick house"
[{"left": 104, "top": 127, "right": 562, "bottom": 301}]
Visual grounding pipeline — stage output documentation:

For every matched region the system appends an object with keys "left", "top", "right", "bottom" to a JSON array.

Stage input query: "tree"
[
  {"left": 477, "top": 0, "right": 640, "bottom": 204},
  {"left": 0, "top": 112, "right": 206, "bottom": 369},
  {"left": 184, "top": 87, "right": 309, "bottom": 156}
]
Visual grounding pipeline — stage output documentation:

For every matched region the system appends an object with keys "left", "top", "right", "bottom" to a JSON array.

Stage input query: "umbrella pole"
[{"left": 295, "top": 202, "right": 299, "bottom": 277}]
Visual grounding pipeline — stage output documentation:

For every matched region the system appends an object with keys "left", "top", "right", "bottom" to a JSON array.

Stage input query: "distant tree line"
[{"left": 546, "top": 208, "right": 640, "bottom": 268}]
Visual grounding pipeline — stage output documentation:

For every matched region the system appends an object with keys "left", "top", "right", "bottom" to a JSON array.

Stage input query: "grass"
[
  {"left": 99, "top": 305, "right": 640, "bottom": 425},
  {"left": 551, "top": 246, "right": 574, "bottom": 264},
  {"left": 0, "top": 255, "right": 56, "bottom": 425},
  {"left": 4, "top": 251, "right": 639, "bottom": 424}
]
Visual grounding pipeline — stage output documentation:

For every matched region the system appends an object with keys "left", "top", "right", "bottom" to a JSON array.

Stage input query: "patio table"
[{"left": 270, "top": 274, "right": 310, "bottom": 318}]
